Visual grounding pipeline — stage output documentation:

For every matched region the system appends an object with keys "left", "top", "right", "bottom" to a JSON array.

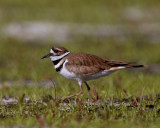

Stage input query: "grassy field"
[
  {"left": 0, "top": 0, "right": 160, "bottom": 127},
  {"left": 0, "top": 40, "right": 160, "bottom": 127}
]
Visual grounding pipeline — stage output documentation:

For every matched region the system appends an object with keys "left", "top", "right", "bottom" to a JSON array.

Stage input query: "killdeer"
[{"left": 41, "top": 46, "right": 143, "bottom": 101}]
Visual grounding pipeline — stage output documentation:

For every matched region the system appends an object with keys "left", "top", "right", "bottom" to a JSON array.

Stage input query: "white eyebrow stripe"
[
  {"left": 50, "top": 49, "right": 54, "bottom": 53},
  {"left": 50, "top": 52, "right": 70, "bottom": 61},
  {"left": 56, "top": 48, "right": 63, "bottom": 51}
]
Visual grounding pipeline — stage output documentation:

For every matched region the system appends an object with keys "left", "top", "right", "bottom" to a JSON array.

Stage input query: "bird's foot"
[{"left": 60, "top": 97, "right": 71, "bottom": 103}]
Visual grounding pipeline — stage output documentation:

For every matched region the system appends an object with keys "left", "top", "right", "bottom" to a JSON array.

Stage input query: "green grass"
[
  {"left": 0, "top": 40, "right": 160, "bottom": 127},
  {"left": 1, "top": 0, "right": 160, "bottom": 127}
]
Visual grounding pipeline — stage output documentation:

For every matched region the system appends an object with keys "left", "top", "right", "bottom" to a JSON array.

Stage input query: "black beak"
[{"left": 41, "top": 53, "right": 50, "bottom": 59}]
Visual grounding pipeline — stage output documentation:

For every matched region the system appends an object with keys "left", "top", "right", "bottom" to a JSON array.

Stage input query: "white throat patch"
[{"left": 50, "top": 49, "right": 70, "bottom": 61}]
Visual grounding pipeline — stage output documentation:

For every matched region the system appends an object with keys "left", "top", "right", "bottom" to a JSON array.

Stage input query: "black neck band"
[
  {"left": 52, "top": 59, "right": 61, "bottom": 65},
  {"left": 52, "top": 59, "right": 64, "bottom": 72}
]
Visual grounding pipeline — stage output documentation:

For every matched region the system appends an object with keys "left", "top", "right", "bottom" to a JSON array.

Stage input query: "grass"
[
  {"left": 0, "top": 40, "right": 160, "bottom": 127},
  {"left": 0, "top": 0, "right": 160, "bottom": 127}
]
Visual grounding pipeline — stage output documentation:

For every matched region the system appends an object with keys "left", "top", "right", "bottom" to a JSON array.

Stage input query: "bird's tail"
[
  {"left": 106, "top": 60, "right": 144, "bottom": 68},
  {"left": 127, "top": 64, "right": 144, "bottom": 68}
]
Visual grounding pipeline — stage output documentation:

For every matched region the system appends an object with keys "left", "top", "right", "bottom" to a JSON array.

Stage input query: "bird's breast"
[{"left": 58, "top": 59, "right": 79, "bottom": 81}]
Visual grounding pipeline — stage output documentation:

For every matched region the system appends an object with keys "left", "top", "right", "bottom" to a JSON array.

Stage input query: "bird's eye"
[{"left": 54, "top": 49, "right": 59, "bottom": 53}]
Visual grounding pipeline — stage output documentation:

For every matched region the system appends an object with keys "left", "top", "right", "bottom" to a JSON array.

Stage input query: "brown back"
[{"left": 64, "top": 52, "right": 135, "bottom": 75}]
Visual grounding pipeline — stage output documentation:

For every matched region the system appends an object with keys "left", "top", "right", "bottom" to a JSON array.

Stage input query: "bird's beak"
[{"left": 41, "top": 53, "right": 50, "bottom": 59}]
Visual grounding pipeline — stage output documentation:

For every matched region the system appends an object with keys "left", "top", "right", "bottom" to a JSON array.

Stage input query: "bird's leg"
[
  {"left": 85, "top": 82, "right": 91, "bottom": 104},
  {"left": 61, "top": 85, "right": 83, "bottom": 101}
]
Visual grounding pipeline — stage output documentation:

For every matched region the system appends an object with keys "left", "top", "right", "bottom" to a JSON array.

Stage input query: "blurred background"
[{"left": 0, "top": 0, "right": 160, "bottom": 91}]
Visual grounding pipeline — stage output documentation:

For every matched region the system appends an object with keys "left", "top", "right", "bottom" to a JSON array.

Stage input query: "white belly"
[
  {"left": 81, "top": 66, "right": 125, "bottom": 81},
  {"left": 81, "top": 70, "right": 115, "bottom": 81}
]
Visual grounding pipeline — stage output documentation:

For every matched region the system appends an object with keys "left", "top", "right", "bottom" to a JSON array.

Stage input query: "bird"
[{"left": 41, "top": 46, "right": 144, "bottom": 101}]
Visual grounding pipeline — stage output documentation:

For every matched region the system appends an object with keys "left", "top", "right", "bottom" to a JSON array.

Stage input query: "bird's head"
[{"left": 41, "top": 46, "right": 70, "bottom": 61}]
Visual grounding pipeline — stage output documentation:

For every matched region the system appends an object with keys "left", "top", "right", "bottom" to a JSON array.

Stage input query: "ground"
[
  {"left": 0, "top": 0, "right": 160, "bottom": 127},
  {"left": 0, "top": 42, "right": 160, "bottom": 128}
]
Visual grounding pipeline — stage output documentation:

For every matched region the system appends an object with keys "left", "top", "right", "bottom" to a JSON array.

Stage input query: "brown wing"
[
  {"left": 65, "top": 52, "right": 143, "bottom": 75},
  {"left": 65, "top": 53, "right": 108, "bottom": 75}
]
